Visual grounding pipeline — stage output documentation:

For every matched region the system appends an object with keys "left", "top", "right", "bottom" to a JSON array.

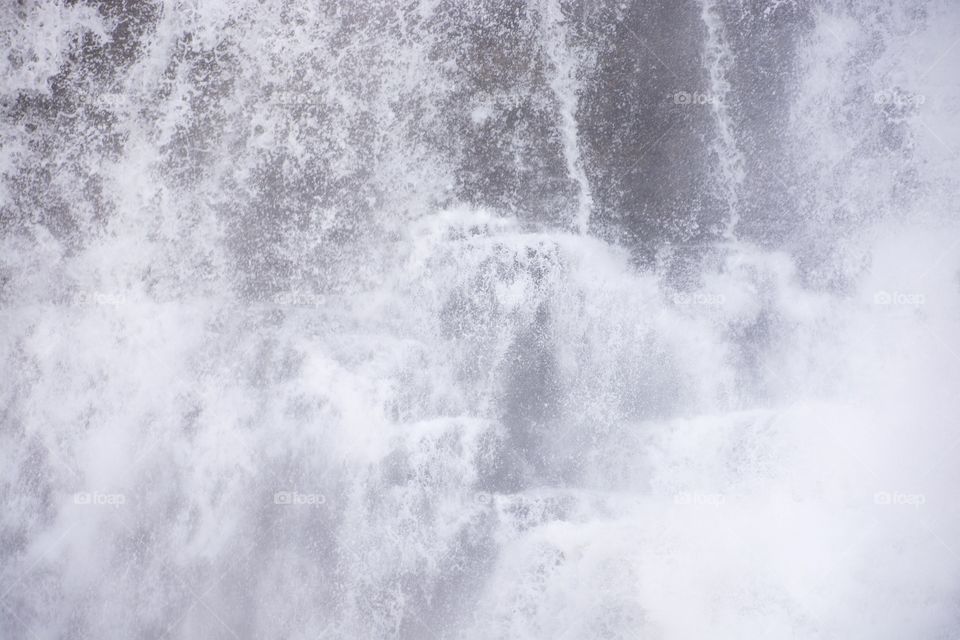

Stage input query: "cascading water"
[
  {"left": 2, "top": 1, "right": 960, "bottom": 639},
  {"left": 539, "top": 0, "right": 594, "bottom": 234},
  {"left": 699, "top": 0, "right": 745, "bottom": 239}
]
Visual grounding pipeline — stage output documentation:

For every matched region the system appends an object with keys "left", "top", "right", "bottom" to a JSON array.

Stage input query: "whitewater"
[{"left": 2, "top": 1, "right": 959, "bottom": 638}]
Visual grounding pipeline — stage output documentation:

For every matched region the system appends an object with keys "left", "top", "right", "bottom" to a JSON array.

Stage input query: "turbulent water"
[{"left": 2, "top": 0, "right": 960, "bottom": 638}]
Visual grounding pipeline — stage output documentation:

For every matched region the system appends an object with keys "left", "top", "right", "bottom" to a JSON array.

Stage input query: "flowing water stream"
[{"left": 2, "top": 1, "right": 960, "bottom": 638}]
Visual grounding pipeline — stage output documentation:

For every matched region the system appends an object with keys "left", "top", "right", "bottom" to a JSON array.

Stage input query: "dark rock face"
[
  {"left": 580, "top": 0, "right": 725, "bottom": 251},
  {"left": 428, "top": 0, "right": 817, "bottom": 263},
  {"left": 713, "top": 2, "right": 814, "bottom": 247}
]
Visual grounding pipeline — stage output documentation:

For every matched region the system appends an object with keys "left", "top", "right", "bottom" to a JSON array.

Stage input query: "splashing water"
[
  {"left": 700, "top": 0, "right": 746, "bottom": 239},
  {"left": 2, "top": 1, "right": 960, "bottom": 639},
  {"left": 539, "top": 0, "right": 594, "bottom": 235}
]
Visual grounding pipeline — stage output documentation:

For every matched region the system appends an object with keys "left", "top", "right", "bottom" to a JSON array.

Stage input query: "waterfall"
[
  {"left": 2, "top": 1, "right": 959, "bottom": 638},
  {"left": 700, "top": 0, "right": 746, "bottom": 240},
  {"left": 539, "top": 0, "right": 594, "bottom": 235}
]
